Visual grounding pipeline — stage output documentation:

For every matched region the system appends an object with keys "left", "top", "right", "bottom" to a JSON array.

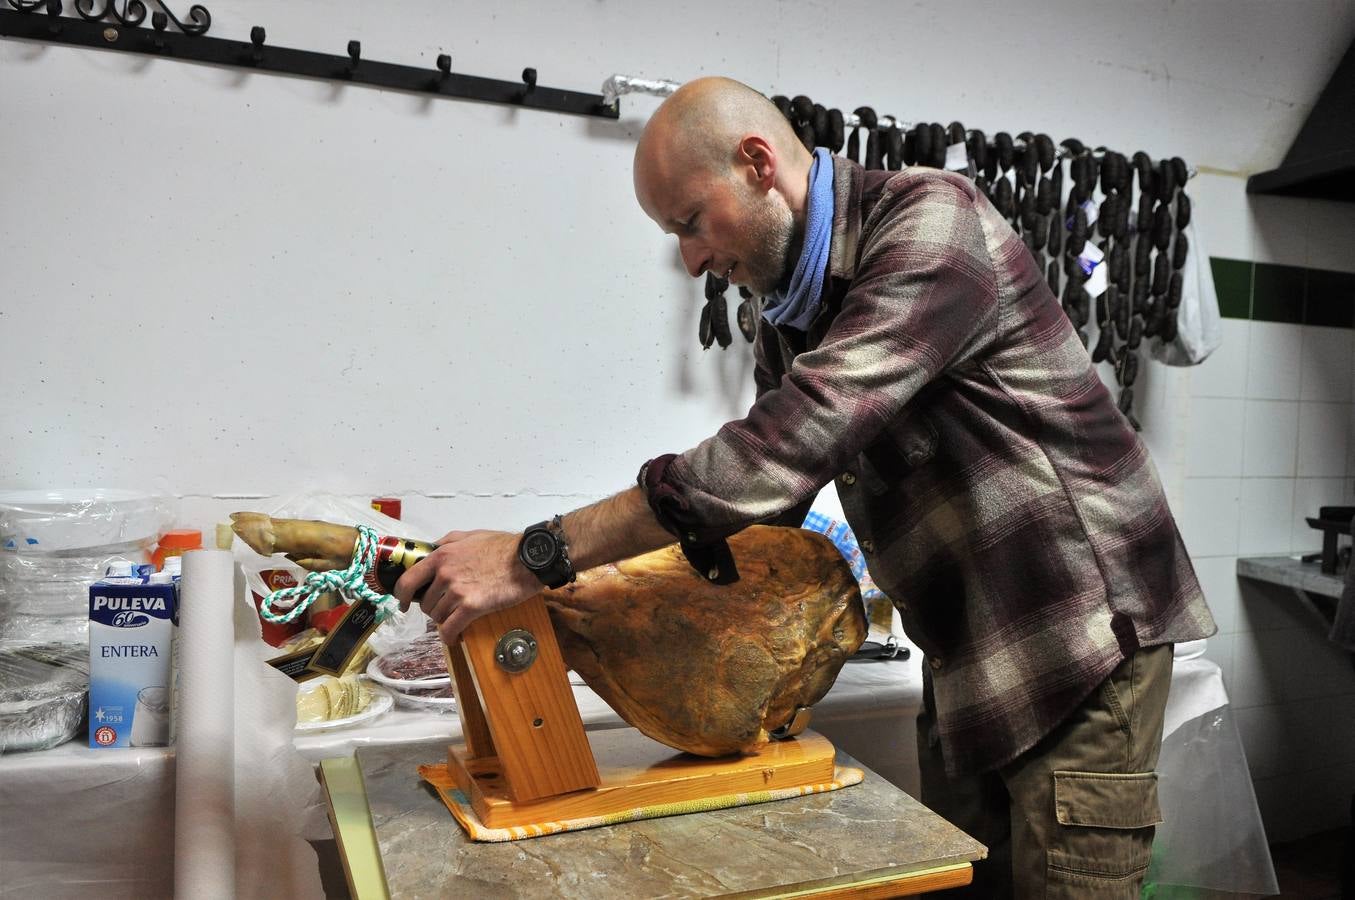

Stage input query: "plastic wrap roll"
[{"left": 174, "top": 550, "right": 236, "bottom": 900}]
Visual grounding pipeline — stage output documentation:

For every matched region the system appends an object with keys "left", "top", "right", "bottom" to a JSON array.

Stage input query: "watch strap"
[{"left": 519, "top": 516, "right": 576, "bottom": 589}]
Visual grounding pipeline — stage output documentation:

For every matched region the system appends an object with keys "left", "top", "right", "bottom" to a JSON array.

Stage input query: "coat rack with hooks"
[{"left": 0, "top": 2, "right": 619, "bottom": 120}]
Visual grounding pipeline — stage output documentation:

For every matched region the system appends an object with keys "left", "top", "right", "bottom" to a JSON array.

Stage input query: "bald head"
[
  {"left": 633, "top": 77, "right": 814, "bottom": 294},
  {"left": 636, "top": 77, "right": 806, "bottom": 180}
]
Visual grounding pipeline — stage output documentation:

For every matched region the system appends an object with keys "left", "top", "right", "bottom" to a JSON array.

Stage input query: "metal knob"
[{"left": 494, "top": 629, "right": 538, "bottom": 673}]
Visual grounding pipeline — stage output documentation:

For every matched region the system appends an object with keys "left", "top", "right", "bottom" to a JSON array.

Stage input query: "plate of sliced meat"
[{"left": 366, "top": 631, "right": 451, "bottom": 691}]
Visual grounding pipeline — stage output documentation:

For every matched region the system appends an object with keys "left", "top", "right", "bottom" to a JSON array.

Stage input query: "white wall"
[
  {"left": 5, "top": 0, "right": 1355, "bottom": 841},
  {"left": 5, "top": 0, "right": 1352, "bottom": 526}
]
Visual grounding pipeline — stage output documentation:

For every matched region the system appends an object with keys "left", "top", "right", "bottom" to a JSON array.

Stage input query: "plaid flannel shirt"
[{"left": 640, "top": 158, "right": 1214, "bottom": 775}]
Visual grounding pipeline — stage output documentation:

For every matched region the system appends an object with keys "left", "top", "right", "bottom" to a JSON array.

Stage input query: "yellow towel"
[{"left": 418, "top": 762, "right": 864, "bottom": 842}]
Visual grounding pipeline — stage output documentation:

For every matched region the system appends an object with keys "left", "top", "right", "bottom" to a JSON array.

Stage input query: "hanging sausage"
[{"left": 743, "top": 90, "right": 1195, "bottom": 425}]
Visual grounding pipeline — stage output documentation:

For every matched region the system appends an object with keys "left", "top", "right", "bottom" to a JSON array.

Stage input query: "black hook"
[
  {"left": 148, "top": 9, "right": 167, "bottom": 48},
  {"left": 519, "top": 67, "right": 536, "bottom": 100},
  {"left": 346, "top": 39, "right": 360, "bottom": 76},
  {"left": 249, "top": 25, "right": 264, "bottom": 63},
  {"left": 45, "top": 0, "right": 62, "bottom": 32},
  {"left": 430, "top": 52, "right": 450, "bottom": 89}
]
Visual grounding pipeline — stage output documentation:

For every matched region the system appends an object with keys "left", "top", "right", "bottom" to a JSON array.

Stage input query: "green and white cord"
[{"left": 259, "top": 523, "right": 395, "bottom": 624}]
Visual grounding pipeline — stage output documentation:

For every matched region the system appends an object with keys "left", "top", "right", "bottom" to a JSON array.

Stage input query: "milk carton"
[{"left": 88, "top": 570, "right": 178, "bottom": 747}]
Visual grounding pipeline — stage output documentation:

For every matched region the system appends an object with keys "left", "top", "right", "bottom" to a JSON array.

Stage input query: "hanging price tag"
[
  {"left": 1065, "top": 198, "right": 1099, "bottom": 231},
  {"left": 1085, "top": 261, "right": 1109, "bottom": 299},
  {"left": 1076, "top": 242, "right": 1105, "bottom": 274},
  {"left": 1081, "top": 198, "right": 1099, "bottom": 227},
  {"left": 944, "top": 142, "right": 969, "bottom": 171},
  {"left": 1077, "top": 243, "right": 1108, "bottom": 298}
]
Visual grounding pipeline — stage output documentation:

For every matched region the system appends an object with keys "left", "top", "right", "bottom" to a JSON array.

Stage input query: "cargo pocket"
[{"left": 1046, "top": 770, "right": 1162, "bottom": 899}]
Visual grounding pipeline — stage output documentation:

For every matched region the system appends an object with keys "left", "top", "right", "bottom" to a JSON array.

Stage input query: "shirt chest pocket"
[{"left": 861, "top": 410, "right": 939, "bottom": 489}]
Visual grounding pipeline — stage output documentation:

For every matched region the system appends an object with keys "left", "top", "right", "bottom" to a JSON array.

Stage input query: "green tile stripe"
[
  {"left": 1306, "top": 268, "right": 1355, "bottom": 328},
  {"left": 1208, "top": 257, "right": 1355, "bottom": 327},
  {"left": 1252, "top": 263, "right": 1305, "bottom": 324},
  {"left": 1210, "top": 257, "right": 1252, "bottom": 320}
]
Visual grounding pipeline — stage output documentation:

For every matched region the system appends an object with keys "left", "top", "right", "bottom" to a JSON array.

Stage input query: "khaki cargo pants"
[{"left": 918, "top": 644, "right": 1172, "bottom": 899}]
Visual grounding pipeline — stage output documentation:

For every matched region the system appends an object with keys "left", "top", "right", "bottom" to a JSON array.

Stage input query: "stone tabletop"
[
  {"left": 359, "top": 737, "right": 985, "bottom": 899},
  {"left": 1237, "top": 555, "right": 1346, "bottom": 600}
]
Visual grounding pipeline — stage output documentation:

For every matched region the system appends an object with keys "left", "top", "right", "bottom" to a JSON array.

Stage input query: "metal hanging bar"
[
  {"left": 0, "top": 3, "right": 619, "bottom": 120},
  {"left": 600, "top": 74, "right": 1195, "bottom": 177},
  {"left": 601, "top": 75, "right": 678, "bottom": 107}
]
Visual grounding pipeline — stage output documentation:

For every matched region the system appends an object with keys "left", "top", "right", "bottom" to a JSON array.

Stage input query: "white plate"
[
  {"left": 365, "top": 655, "right": 451, "bottom": 691},
  {"left": 390, "top": 688, "right": 458, "bottom": 711},
  {"left": 294, "top": 679, "right": 393, "bottom": 733}
]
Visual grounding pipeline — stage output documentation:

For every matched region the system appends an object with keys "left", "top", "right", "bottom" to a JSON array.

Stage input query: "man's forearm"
[{"left": 561, "top": 486, "right": 676, "bottom": 571}]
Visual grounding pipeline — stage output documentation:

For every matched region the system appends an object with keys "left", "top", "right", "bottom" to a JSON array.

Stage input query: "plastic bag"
[
  {"left": 0, "top": 641, "right": 88, "bottom": 753},
  {"left": 226, "top": 493, "right": 435, "bottom": 654},
  {"left": 1144, "top": 704, "right": 1280, "bottom": 896},
  {"left": 1151, "top": 215, "right": 1223, "bottom": 366},
  {"left": 366, "top": 631, "right": 456, "bottom": 713},
  {"left": 370, "top": 631, "right": 447, "bottom": 685},
  {"left": 238, "top": 555, "right": 310, "bottom": 647}
]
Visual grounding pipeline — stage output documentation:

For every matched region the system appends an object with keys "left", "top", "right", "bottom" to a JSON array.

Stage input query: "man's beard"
[{"left": 740, "top": 194, "right": 799, "bottom": 297}]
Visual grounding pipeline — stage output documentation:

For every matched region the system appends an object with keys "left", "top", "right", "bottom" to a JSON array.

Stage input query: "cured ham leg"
[{"left": 230, "top": 513, "right": 866, "bottom": 756}]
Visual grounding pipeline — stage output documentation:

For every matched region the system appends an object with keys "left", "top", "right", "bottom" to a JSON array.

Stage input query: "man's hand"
[
  {"left": 392, "top": 529, "right": 542, "bottom": 644},
  {"left": 392, "top": 487, "right": 676, "bottom": 646}
]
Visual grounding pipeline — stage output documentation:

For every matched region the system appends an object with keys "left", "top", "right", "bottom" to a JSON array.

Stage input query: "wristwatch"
[{"left": 517, "top": 516, "right": 576, "bottom": 589}]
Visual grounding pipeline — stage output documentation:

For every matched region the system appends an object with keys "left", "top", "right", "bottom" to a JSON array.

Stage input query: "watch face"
[{"left": 522, "top": 531, "right": 557, "bottom": 569}]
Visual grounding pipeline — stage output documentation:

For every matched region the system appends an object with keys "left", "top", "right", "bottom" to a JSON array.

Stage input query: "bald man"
[{"left": 395, "top": 77, "right": 1214, "bottom": 897}]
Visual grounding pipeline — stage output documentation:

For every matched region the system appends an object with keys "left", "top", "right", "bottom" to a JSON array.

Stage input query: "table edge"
[
  {"left": 319, "top": 756, "right": 391, "bottom": 900},
  {"left": 721, "top": 860, "right": 975, "bottom": 899}
]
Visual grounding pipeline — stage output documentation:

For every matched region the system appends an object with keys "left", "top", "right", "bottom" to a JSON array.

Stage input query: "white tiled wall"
[{"left": 1141, "top": 173, "right": 1355, "bottom": 843}]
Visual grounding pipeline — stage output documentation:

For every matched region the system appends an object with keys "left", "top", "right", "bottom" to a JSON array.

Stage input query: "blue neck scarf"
[{"left": 762, "top": 148, "right": 835, "bottom": 332}]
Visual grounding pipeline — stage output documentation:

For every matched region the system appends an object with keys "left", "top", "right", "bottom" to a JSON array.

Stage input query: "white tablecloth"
[
  {"left": 0, "top": 643, "right": 1262, "bottom": 898},
  {"left": 0, "top": 743, "right": 176, "bottom": 897}
]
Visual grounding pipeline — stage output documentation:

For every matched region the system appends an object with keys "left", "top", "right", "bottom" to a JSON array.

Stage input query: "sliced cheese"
[
  {"left": 296, "top": 675, "right": 374, "bottom": 724},
  {"left": 296, "top": 683, "right": 331, "bottom": 723}
]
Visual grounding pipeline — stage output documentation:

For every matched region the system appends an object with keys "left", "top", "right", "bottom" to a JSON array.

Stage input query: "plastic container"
[
  {"left": 0, "top": 489, "right": 166, "bottom": 552},
  {"left": 0, "top": 490, "right": 166, "bottom": 644},
  {"left": 151, "top": 530, "right": 202, "bottom": 571}
]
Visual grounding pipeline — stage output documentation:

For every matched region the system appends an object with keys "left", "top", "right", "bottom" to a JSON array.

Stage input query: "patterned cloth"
[
  {"left": 419, "top": 762, "right": 863, "bottom": 842},
  {"left": 640, "top": 158, "right": 1215, "bottom": 776},
  {"left": 800, "top": 510, "right": 891, "bottom": 627}
]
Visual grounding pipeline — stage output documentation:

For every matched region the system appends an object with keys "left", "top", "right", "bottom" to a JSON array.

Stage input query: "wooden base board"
[{"left": 447, "top": 727, "right": 838, "bottom": 830}]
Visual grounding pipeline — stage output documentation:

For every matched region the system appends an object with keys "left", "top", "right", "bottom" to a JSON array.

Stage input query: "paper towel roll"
[{"left": 175, "top": 549, "right": 237, "bottom": 900}]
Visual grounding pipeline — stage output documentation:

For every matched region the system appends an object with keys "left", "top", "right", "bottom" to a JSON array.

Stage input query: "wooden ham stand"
[{"left": 440, "top": 595, "right": 839, "bottom": 830}]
